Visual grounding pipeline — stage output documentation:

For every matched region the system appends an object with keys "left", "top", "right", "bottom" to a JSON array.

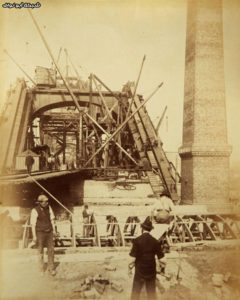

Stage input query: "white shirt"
[
  {"left": 101, "top": 134, "right": 107, "bottom": 143},
  {"left": 152, "top": 196, "right": 174, "bottom": 213},
  {"left": 30, "top": 206, "right": 55, "bottom": 226}
]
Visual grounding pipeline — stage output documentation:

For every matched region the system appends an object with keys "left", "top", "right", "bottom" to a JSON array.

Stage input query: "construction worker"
[
  {"left": 152, "top": 191, "right": 175, "bottom": 224},
  {"left": 39, "top": 151, "right": 47, "bottom": 171},
  {"left": 30, "top": 194, "right": 56, "bottom": 276},
  {"left": 47, "top": 154, "right": 55, "bottom": 171},
  {"left": 82, "top": 204, "right": 93, "bottom": 237},
  {"left": 128, "top": 217, "right": 165, "bottom": 300},
  {"left": 142, "top": 156, "right": 151, "bottom": 171},
  {"left": 25, "top": 150, "right": 34, "bottom": 174}
]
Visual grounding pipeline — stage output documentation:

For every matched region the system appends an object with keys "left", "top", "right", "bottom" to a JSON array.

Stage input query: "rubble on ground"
[{"left": 1, "top": 249, "right": 240, "bottom": 300}]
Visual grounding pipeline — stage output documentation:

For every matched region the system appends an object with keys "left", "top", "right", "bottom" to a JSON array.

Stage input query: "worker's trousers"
[
  {"left": 131, "top": 272, "right": 156, "bottom": 300},
  {"left": 36, "top": 231, "right": 54, "bottom": 272}
]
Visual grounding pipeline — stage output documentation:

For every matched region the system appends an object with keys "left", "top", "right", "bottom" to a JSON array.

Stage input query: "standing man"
[
  {"left": 128, "top": 217, "right": 164, "bottom": 300},
  {"left": 82, "top": 204, "right": 92, "bottom": 237},
  {"left": 30, "top": 194, "right": 56, "bottom": 276},
  {"left": 25, "top": 151, "right": 34, "bottom": 174},
  {"left": 39, "top": 151, "right": 46, "bottom": 171}
]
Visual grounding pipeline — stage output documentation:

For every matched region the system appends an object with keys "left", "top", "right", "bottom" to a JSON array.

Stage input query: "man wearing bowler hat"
[{"left": 128, "top": 216, "right": 164, "bottom": 300}]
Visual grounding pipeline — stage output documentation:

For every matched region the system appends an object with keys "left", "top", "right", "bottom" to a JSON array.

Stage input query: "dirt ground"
[{"left": 1, "top": 247, "right": 240, "bottom": 300}]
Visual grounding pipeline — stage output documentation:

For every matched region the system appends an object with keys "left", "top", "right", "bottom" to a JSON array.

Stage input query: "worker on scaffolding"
[
  {"left": 30, "top": 194, "right": 56, "bottom": 276},
  {"left": 25, "top": 150, "right": 35, "bottom": 174},
  {"left": 151, "top": 191, "right": 175, "bottom": 224},
  {"left": 47, "top": 154, "right": 55, "bottom": 171}
]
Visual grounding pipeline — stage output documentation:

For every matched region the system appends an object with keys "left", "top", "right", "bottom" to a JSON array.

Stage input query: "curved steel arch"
[
  {"left": 32, "top": 100, "right": 93, "bottom": 118},
  {"left": 30, "top": 89, "right": 119, "bottom": 118}
]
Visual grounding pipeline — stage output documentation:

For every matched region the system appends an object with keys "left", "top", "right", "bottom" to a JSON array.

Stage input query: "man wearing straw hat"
[
  {"left": 128, "top": 217, "right": 164, "bottom": 300},
  {"left": 30, "top": 194, "right": 56, "bottom": 276}
]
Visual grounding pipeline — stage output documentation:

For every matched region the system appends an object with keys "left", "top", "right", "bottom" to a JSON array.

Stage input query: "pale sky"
[{"left": 0, "top": 0, "right": 239, "bottom": 163}]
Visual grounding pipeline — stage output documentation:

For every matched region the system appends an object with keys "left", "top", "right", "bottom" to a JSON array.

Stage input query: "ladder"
[
  {"left": 146, "top": 170, "right": 164, "bottom": 196},
  {"left": 127, "top": 93, "right": 180, "bottom": 202},
  {"left": 126, "top": 110, "right": 164, "bottom": 196}
]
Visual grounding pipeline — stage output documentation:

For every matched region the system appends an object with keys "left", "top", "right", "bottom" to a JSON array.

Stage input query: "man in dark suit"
[{"left": 129, "top": 217, "right": 164, "bottom": 300}]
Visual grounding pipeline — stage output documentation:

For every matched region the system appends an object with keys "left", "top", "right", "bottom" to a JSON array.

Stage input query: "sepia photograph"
[{"left": 0, "top": 0, "right": 240, "bottom": 299}]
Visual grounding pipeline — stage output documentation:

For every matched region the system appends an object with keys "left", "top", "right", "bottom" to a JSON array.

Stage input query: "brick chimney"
[{"left": 179, "top": 0, "right": 232, "bottom": 209}]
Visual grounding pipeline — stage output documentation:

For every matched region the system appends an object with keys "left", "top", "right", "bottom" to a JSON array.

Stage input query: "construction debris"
[
  {"left": 212, "top": 273, "right": 224, "bottom": 287},
  {"left": 223, "top": 272, "right": 231, "bottom": 283},
  {"left": 105, "top": 265, "right": 117, "bottom": 271},
  {"left": 111, "top": 281, "right": 123, "bottom": 293},
  {"left": 1, "top": 249, "right": 240, "bottom": 300},
  {"left": 70, "top": 274, "right": 123, "bottom": 299}
]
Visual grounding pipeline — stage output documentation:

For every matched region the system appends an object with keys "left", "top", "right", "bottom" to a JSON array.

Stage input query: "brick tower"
[{"left": 179, "top": 0, "right": 232, "bottom": 208}]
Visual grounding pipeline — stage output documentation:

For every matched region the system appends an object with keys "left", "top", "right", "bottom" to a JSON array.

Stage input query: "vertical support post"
[
  {"left": 71, "top": 219, "right": 76, "bottom": 248},
  {"left": 65, "top": 49, "right": 69, "bottom": 78},
  {"left": 76, "top": 132, "right": 79, "bottom": 168},
  {"left": 79, "top": 112, "right": 83, "bottom": 166},
  {"left": 175, "top": 154, "right": 179, "bottom": 194},
  {"left": 117, "top": 102, "right": 120, "bottom": 126},
  {"left": 83, "top": 129, "right": 86, "bottom": 162},
  {"left": 92, "top": 139, "right": 97, "bottom": 168},
  {"left": 63, "top": 131, "right": 66, "bottom": 164},
  {"left": 89, "top": 74, "right": 93, "bottom": 117},
  {"left": 118, "top": 106, "right": 123, "bottom": 162}
]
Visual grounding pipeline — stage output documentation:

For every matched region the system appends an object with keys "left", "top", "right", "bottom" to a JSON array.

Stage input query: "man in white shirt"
[
  {"left": 152, "top": 191, "right": 175, "bottom": 224},
  {"left": 30, "top": 194, "right": 56, "bottom": 276}
]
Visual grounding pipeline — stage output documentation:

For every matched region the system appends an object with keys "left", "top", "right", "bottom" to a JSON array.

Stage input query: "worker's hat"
[
  {"left": 141, "top": 217, "right": 154, "bottom": 231},
  {"left": 160, "top": 191, "right": 171, "bottom": 197},
  {"left": 37, "top": 194, "right": 48, "bottom": 202}
]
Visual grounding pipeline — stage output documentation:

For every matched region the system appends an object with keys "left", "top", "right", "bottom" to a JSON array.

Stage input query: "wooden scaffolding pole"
[{"left": 84, "top": 83, "right": 163, "bottom": 167}]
